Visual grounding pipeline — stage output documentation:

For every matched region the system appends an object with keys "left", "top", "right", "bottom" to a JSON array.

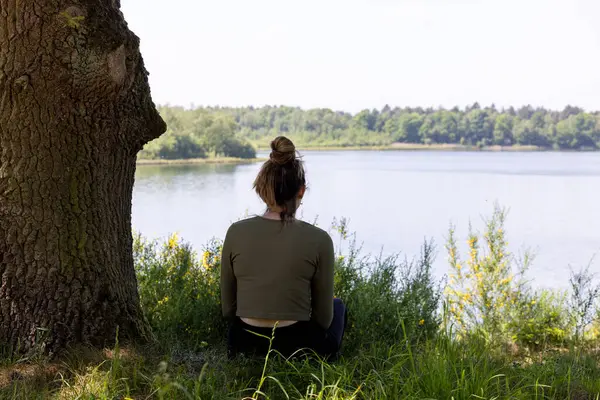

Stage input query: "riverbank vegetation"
[
  {"left": 136, "top": 157, "right": 266, "bottom": 166},
  {"left": 1, "top": 208, "right": 599, "bottom": 399},
  {"left": 138, "top": 109, "right": 257, "bottom": 161},
  {"left": 146, "top": 104, "right": 600, "bottom": 157}
]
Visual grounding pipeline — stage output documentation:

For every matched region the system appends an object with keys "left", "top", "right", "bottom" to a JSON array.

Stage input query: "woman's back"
[
  {"left": 220, "top": 136, "right": 347, "bottom": 360},
  {"left": 221, "top": 216, "right": 334, "bottom": 329}
]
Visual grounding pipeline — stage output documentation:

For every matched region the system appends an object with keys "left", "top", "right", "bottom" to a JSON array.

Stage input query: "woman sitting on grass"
[{"left": 220, "top": 136, "right": 348, "bottom": 360}]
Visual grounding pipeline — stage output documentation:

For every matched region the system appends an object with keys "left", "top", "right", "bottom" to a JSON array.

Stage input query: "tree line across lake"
[{"left": 139, "top": 103, "right": 600, "bottom": 160}]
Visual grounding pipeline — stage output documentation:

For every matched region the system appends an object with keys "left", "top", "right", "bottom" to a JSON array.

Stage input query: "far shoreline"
[
  {"left": 257, "top": 143, "right": 598, "bottom": 153},
  {"left": 136, "top": 157, "right": 267, "bottom": 166},
  {"left": 137, "top": 144, "right": 599, "bottom": 166}
]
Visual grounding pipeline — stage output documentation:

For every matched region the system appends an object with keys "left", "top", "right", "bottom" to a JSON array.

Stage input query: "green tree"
[
  {"left": 514, "top": 120, "right": 549, "bottom": 147},
  {"left": 395, "top": 113, "right": 424, "bottom": 143},
  {"left": 145, "top": 104, "right": 600, "bottom": 151},
  {"left": 352, "top": 109, "right": 377, "bottom": 131},
  {"left": 201, "top": 115, "right": 237, "bottom": 155},
  {"left": 493, "top": 114, "right": 514, "bottom": 145},
  {"left": 465, "top": 110, "right": 494, "bottom": 146},
  {"left": 556, "top": 114, "right": 597, "bottom": 150}
]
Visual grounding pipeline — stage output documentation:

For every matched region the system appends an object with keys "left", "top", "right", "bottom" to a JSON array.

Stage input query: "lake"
[{"left": 133, "top": 151, "right": 600, "bottom": 289}]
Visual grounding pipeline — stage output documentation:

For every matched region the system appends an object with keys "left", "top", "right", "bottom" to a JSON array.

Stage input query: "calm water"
[{"left": 133, "top": 151, "right": 600, "bottom": 289}]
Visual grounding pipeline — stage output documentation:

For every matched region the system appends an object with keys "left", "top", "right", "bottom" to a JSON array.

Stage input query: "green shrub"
[
  {"left": 221, "top": 137, "right": 257, "bottom": 158},
  {"left": 510, "top": 290, "right": 571, "bottom": 348},
  {"left": 140, "top": 131, "right": 207, "bottom": 160},
  {"left": 329, "top": 219, "right": 442, "bottom": 353},
  {"left": 333, "top": 245, "right": 442, "bottom": 353},
  {"left": 444, "top": 206, "right": 598, "bottom": 350},
  {"left": 445, "top": 205, "right": 530, "bottom": 343},
  {"left": 134, "top": 233, "right": 224, "bottom": 348},
  {"left": 569, "top": 264, "right": 600, "bottom": 341}
]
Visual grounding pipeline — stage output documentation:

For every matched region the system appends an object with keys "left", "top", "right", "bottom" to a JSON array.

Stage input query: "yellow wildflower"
[
  {"left": 158, "top": 296, "right": 169, "bottom": 306},
  {"left": 419, "top": 319, "right": 425, "bottom": 326},
  {"left": 167, "top": 232, "right": 179, "bottom": 250},
  {"left": 202, "top": 250, "right": 211, "bottom": 269}
]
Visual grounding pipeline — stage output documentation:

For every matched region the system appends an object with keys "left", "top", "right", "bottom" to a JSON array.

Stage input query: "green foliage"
[
  {"left": 144, "top": 131, "right": 206, "bottom": 160},
  {"left": 220, "top": 136, "right": 257, "bottom": 159},
  {"left": 445, "top": 206, "right": 531, "bottom": 342},
  {"left": 153, "top": 104, "right": 600, "bottom": 150},
  {"left": 330, "top": 231, "right": 441, "bottom": 352},
  {"left": 133, "top": 233, "right": 225, "bottom": 348},
  {"left": 569, "top": 264, "right": 600, "bottom": 341},
  {"left": 445, "top": 207, "right": 600, "bottom": 350},
  {"left": 510, "top": 290, "right": 572, "bottom": 348},
  {"left": 139, "top": 108, "right": 257, "bottom": 160}
]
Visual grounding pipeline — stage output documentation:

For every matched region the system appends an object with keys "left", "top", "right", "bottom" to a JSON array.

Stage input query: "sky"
[{"left": 121, "top": 0, "right": 600, "bottom": 113}]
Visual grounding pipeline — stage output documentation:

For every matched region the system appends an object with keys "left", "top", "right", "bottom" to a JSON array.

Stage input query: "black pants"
[{"left": 227, "top": 298, "right": 348, "bottom": 360}]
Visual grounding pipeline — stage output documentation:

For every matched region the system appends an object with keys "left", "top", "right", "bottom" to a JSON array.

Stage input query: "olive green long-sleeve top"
[{"left": 220, "top": 216, "right": 335, "bottom": 330}]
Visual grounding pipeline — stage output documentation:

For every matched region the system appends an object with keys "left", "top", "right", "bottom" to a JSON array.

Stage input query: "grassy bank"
[
  {"left": 3, "top": 333, "right": 598, "bottom": 399},
  {"left": 254, "top": 143, "right": 545, "bottom": 152},
  {"left": 1, "top": 209, "right": 599, "bottom": 399},
  {"left": 136, "top": 157, "right": 266, "bottom": 166}
]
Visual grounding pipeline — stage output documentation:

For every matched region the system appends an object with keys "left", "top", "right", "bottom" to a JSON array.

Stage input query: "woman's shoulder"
[
  {"left": 226, "top": 216, "right": 261, "bottom": 234},
  {"left": 295, "top": 220, "right": 333, "bottom": 242},
  {"left": 225, "top": 217, "right": 332, "bottom": 243}
]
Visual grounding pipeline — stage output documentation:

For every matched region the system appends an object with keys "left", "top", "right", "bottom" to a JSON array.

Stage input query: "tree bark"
[{"left": 0, "top": 0, "right": 166, "bottom": 353}]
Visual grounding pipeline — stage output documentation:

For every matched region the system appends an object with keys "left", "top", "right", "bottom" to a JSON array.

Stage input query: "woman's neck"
[{"left": 263, "top": 210, "right": 282, "bottom": 220}]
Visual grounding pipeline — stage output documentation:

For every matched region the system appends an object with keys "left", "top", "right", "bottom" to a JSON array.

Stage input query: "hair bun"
[{"left": 269, "top": 136, "right": 296, "bottom": 165}]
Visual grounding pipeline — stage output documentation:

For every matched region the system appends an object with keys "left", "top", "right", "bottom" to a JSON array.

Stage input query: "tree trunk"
[{"left": 0, "top": 0, "right": 166, "bottom": 353}]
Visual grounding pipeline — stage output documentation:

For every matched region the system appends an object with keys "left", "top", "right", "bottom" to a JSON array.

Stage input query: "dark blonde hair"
[{"left": 253, "top": 136, "right": 306, "bottom": 222}]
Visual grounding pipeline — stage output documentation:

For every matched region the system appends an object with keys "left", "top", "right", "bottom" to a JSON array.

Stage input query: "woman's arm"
[
  {"left": 220, "top": 227, "right": 237, "bottom": 319},
  {"left": 311, "top": 233, "right": 335, "bottom": 330}
]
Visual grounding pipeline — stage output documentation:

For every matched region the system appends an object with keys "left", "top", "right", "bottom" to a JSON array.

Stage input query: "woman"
[{"left": 220, "top": 136, "right": 348, "bottom": 360}]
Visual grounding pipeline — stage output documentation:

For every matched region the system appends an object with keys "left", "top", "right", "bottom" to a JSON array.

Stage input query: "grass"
[
  {"left": 1, "top": 335, "right": 598, "bottom": 399},
  {"left": 1, "top": 209, "right": 599, "bottom": 399}
]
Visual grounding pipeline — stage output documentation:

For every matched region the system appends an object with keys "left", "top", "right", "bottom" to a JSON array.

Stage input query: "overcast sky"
[{"left": 121, "top": 0, "right": 600, "bottom": 112}]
